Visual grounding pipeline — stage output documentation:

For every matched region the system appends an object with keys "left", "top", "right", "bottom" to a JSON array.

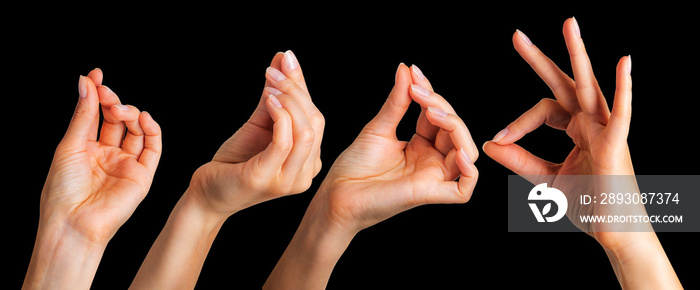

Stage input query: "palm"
[{"left": 50, "top": 143, "right": 151, "bottom": 242}]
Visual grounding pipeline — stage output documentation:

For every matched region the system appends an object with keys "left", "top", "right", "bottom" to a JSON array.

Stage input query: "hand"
[
  {"left": 40, "top": 69, "right": 162, "bottom": 245},
  {"left": 264, "top": 64, "right": 478, "bottom": 290},
  {"left": 24, "top": 69, "right": 161, "bottom": 289},
  {"left": 130, "top": 51, "right": 324, "bottom": 289},
  {"left": 187, "top": 51, "right": 324, "bottom": 218},
  {"left": 483, "top": 17, "right": 635, "bottom": 246},
  {"left": 310, "top": 63, "right": 478, "bottom": 234},
  {"left": 483, "top": 18, "right": 681, "bottom": 289}
]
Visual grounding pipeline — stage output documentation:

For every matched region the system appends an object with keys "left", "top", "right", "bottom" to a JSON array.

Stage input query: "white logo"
[{"left": 528, "top": 183, "right": 567, "bottom": 222}]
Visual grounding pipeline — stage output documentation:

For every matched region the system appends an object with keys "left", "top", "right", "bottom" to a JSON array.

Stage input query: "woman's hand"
[
  {"left": 188, "top": 51, "right": 324, "bottom": 218},
  {"left": 264, "top": 63, "right": 478, "bottom": 290},
  {"left": 131, "top": 51, "right": 324, "bottom": 289},
  {"left": 482, "top": 18, "right": 681, "bottom": 289},
  {"left": 313, "top": 63, "right": 478, "bottom": 234},
  {"left": 24, "top": 69, "right": 162, "bottom": 289}
]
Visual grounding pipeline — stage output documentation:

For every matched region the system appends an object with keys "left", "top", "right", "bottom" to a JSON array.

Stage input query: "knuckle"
[
  {"left": 296, "top": 126, "right": 315, "bottom": 145},
  {"left": 310, "top": 112, "right": 325, "bottom": 129}
]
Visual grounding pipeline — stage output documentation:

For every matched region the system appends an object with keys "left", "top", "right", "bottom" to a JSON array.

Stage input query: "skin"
[
  {"left": 264, "top": 63, "right": 479, "bottom": 290},
  {"left": 129, "top": 51, "right": 325, "bottom": 289},
  {"left": 482, "top": 18, "right": 682, "bottom": 289},
  {"left": 23, "top": 69, "right": 162, "bottom": 289}
]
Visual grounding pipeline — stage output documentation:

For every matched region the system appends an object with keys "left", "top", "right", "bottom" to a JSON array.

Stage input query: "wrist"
[
  {"left": 264, "top": 190, "right": 356, "bottom": 290},
  {"left": 24, "top": 221, "right": 107, "bottom": 289},
  {"left": 181, "top": 186, "right": 231, "bottom": 230},
  {"left": 601, "top": 232, "right": 681, "bottom": 289}
]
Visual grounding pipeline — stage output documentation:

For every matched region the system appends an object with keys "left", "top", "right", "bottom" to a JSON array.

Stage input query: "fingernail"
[
  {"left": 113, "top": 104, "right": 129, "bottom": 111},
  {"left": 268, "top": 94, "right": 283, "bottom": 108},
  {"left": 516, "top": 29, "right": 533, "bottom": 46},
  {"left": 460, "top": 147, "right": 471, "bottom": 163},
  {"left": 492, "top": 127, "right": 509, "bottom": 142},
  {"left": 396, "top": 63, "right": 405, "bottom": 81},
  {"left": 102, "top": 85, "right": 114, "bottom": 95},
  {"left": 572, "top": 17, "right": 581, "bottom": 38},
  {"left": 266, "top": 67, "right": 287, "bottom": 81},
  {"left": 264, "top": 86, "right": 283, "bottom": 96},
  {"left": 283, "top": 50, "right": 299, "bottom": 70},
  {"left": 627, "top": 55, "right": 632, "bottom": 75},
  {"left": 411, "top": 84, "right": 431, "bottom": 98},
  {"left": 78, "top": 75, "right": 87, "bottom": 99},
  {"left": 428, "top": 106, "right": 447, "bottom": 118},
  {"left": 412, "top": 64, "right": 426, "bottom": 80}
]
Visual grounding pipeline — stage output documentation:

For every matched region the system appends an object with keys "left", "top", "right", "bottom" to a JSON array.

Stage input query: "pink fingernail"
[
  {"left": 268, "top": 94, "right": 282, "bottom": 108},
  {"left": 78, "top": 75, "right": 87, "bottom": 99},
  {"left": 516, "top": 29, "right": 533, "bottom": 46},
  {"left": 628, "top": 55, "right": 632, "bottom": 75},
  {"left": 113, "top": 104, "right": 129, "bottom": 111},
  {"left": 428, "top": 106, "right": 447, "bottom": 118},
  {"left": 284, "top": 50, "right": 299, "bottom": 70},
  {"left": 492, "top": 127, "right": 509, "bottom": 142},
  {"left": 411, "top": 84, "right": 431, "bottom": 98},
  {"left": 412, "top": 64, "right": 426, "bottom": 80},
  {"left": 572, "top": 17, "right": 581, "bottom": 38},
  {"left": 460, "top": 147, "right": 471, "bottom": 163},
  {"left": 266, "top": 67, "right": 287, "bottom": 81},
  {"left": 265, "top": 86, "right": 283, "bottom": 96}
]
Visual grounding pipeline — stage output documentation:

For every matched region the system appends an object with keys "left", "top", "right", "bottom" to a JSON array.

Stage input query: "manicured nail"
[
  {"left": 268, "top": 94, "right": 283, "bottom": 108},
  {"left": 265, "top": 86, "right": 283, "bottom": 96},
  {"left": 78, "top": 75, "right": 87, "bottom": 99},
  {"left": 492, "top": 127, "right": 509, "bottom": 142},
  {"left": 460, "top": 147, "right": 471, "bottom": 163},
  {"left": 113, "top": 104, "right": 129, "bottom": 111},
  {"left": 627, "top": 55, "right": 632, "bottom": 75},
  {"left": 102, "top": 85, "right": 114, "bottom": 95},
  {"left": 428, "top": 106, "right": 448, "bottom": 118},
  {"left": 411, "top": 84, "right": 431, "bottom": 98},
  {"left": 266, "top": 67, "right": 287, "bottom": 81},
  {"left": 412, "top": 64, "right": 426, "bottom": 80},
  {"left": 396, "top": 62, "right": 405, "bottom": 81},
  {"left": 283, "top": 50, "right": 299, "bottom": 70},
  {"left": 572, "top": 17, "right": 581, "bottom": 38},
  {"left": 516, "top": 29, "right": 533, "bottom": 46}
]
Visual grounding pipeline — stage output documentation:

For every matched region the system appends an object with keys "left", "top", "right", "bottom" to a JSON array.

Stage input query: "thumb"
[{"left": 62, "top": 75, "right": 99, "bottom": 150}]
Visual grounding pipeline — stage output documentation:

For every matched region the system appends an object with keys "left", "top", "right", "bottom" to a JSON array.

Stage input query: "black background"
[{"left": 7, "top": 7, "right": 699, "bottom": 289}]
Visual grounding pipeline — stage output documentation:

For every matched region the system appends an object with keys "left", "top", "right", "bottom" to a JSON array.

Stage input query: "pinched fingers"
[
  {"left": 254, "top": 93, "right": 318, "bottom": 196},
  {"left": 110, "top": 104, "right": 145, "bottom": 156},
  {"left": 424, "top": 107, "right": 478, "bottom": 163},
  {"left": 265, "top": 59, "right": 325, "bottom": 176}
]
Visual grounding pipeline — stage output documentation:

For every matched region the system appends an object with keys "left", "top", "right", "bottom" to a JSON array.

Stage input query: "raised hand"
[
  {"left": 24, "top": 69, "right": 161, "bottom": 289},
  {"left": 188, "top": 51, "right": 324, "bottom": 216},
  {"left": 264, "top": 63, "right": 478, "bottom": 290},
  {"left": 482, "top": 18, "right": 681, "bottom": 289},
  {"left": 131, "top": 51, "right": 324, "bottom": 289}
]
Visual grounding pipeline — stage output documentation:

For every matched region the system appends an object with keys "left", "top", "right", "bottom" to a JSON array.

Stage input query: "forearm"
[
  {"left": 23, "top": 221, "right": 106, "bottom": 289},
  {"left": 264, "top": 206, "right": 355, "bottom": 290},
  {"left": 130, "top": 188, "right": 228, "bottom": 289},
  {"left": 604, "top": 232, "right": 682, "bottom": 289}
]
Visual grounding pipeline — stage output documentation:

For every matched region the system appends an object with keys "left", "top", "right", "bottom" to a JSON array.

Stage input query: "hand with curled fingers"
[
  {"left": 130, "top": 51, "right": 325, "bottom": 289},
  {"left": 188, "top": 50, "right": 324, "bottom": 217},
  {"left": 24, "top": 69, "right": 162, "bottom": 289},
  {"left": 482, "top": 18, "right": 681, "bottom": 289},
  {"left": 264, "top": 63, "right": 478, "bottom": 290}
]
